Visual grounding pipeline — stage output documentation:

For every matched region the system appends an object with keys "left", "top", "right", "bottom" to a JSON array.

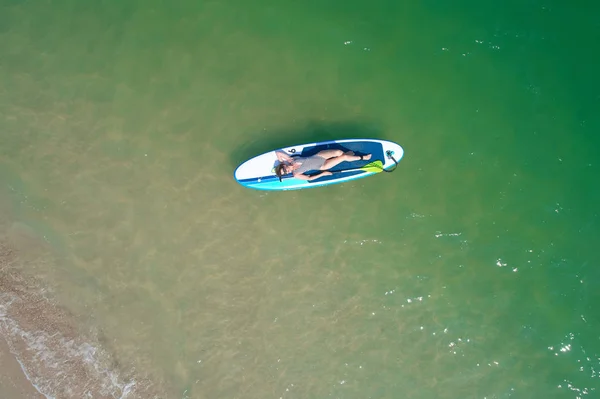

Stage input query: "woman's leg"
[
  {"left": 320, "top": 151, "right": 371, "bottom": 170},
  {"left": 315, "top": 149, "right": 344, "bottom": 159}
]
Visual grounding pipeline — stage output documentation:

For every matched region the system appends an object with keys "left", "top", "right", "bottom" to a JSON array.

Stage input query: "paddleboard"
[{"left": 234, "top": 138, "right": 404, "bottom": 191}]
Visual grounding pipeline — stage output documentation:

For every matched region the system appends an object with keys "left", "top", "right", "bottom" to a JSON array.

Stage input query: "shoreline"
[
  {"left": 0, "top": 336, "right": 45, "bottom": 399},
  {"left": 0, "top": 232, "right": 167, "bottom": 399}
]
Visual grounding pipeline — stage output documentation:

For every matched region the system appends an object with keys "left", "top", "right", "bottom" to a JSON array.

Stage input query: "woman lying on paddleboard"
[{"left": 275, "top": 149, "right": 372, "bottom": 181}]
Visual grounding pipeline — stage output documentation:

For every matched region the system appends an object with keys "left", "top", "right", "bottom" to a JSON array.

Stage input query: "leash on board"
[{"left": 371, "top": 150, "right": 399, "bottom": 173}]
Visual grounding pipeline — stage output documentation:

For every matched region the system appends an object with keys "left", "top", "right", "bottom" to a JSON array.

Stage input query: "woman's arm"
[
  {"left": 276, "top": 151, "right": 293, "bottom": 163},
  {"left": 293, "top": 171, "right": 333, "bottom": 181}
]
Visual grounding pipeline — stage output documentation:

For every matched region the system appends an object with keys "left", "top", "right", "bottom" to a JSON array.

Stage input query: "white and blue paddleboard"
[{"left": 234, "top": 138, "right": 404, "bottom": 191}]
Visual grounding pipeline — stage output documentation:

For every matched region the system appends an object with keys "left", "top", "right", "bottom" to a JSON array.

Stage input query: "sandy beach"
[
  {"left": 0, "top": 337, "right": 44, "bottom": 399},
  {"left": 0, "top": 233, "right": 167, "bottom": 399}
]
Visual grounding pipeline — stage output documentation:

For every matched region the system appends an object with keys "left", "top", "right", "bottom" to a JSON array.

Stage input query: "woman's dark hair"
[{"left": 275, "top": 163, "right": 287, "bottom": 182}]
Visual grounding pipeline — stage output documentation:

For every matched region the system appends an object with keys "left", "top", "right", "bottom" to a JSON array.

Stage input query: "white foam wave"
[{"left": 0, "top": 291, "right": 160, "bottom": 399}]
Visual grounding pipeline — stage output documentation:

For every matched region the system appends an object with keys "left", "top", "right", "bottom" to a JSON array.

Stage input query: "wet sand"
[
  {"left": 0, "top": 235, "right": 45, "bottom": 399},
  {"left": 0, "top": 234, "right": 167, "bottom": 399},
  {"left": 0, "top": 337, "right": 44, "bottom": 399}
]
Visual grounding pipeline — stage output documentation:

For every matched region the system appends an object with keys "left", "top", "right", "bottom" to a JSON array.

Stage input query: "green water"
[{"left": 1, "top": 0, "right": 599, "bottom": 398}]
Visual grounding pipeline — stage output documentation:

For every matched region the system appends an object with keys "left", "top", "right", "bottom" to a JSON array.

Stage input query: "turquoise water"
[{"left": 1, "top": 0, "right": 599, "bottom": 398}]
